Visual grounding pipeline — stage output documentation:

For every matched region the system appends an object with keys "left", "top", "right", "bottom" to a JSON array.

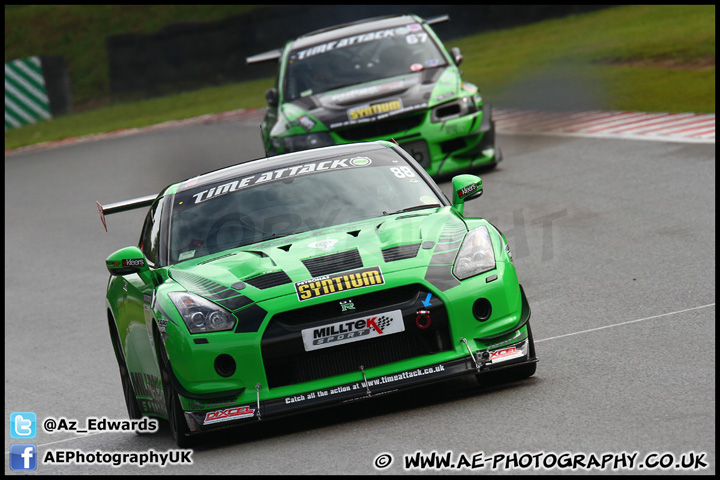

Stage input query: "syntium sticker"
[
  {"left": 348, "top": 99, "right": 403, "bottom": 121},
  {"left": 295, "top": 266, "right": 384, "bottom": 301}
]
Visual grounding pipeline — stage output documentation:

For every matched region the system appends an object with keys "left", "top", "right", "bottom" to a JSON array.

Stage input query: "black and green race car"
[
  {"left": 247, "top": 14, "right": 501, "bottom": 178},
  {"left": 98, "top": 141, "right": 534, "bottom": 447}
]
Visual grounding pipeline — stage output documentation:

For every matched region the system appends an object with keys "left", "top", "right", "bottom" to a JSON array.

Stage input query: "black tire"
[
  {"left": 155, "top": 330, "right": 193, "bottom": 448},
  {"left": 108, "top": 314, "right": 143, "bottom": 420},
  {"left": 476, "top": 322, "right": 537, "bottom": 385}
]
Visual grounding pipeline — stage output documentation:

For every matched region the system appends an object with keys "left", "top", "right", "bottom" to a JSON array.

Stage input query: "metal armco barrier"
[{"left": 5, "top": 56, "right": 52, "bottom": 131}]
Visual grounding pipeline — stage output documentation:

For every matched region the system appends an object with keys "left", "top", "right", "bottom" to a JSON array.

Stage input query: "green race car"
[
  {"left": 247, "top": 14, "right": 501, "bottom": 178},
  {"left": 99, "top": 141, "right": 534, "bottom": 447}
]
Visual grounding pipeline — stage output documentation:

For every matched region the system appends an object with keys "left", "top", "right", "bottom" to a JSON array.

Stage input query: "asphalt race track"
[{"left": 4, "top": 120, "right": 715, "bottom": 475}]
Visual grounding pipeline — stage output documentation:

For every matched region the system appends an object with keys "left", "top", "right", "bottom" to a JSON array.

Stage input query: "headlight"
[
  {"left": 283, "top": 132, "right": 334, "bottom": 152},
  {"left": 431, "top": 96, "right": 478, "bottom": 122},
  {"left": 453, "top": 226, "right": 496, "bottom": 280},
  {"left": 168, "top": 292, "right": 236, "bottom": 334}
]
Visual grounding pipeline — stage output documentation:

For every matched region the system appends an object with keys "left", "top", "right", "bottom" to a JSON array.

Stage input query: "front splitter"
[{"left": 183, "top": 340, "right": 537, "bottom": 433}]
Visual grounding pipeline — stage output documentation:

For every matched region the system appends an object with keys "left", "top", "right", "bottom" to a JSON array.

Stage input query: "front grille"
[
  {"left": 271, "top": 333, "right": 436, "bottom": 387},
  {"left": 440, "top": 138, "right": 466, "bottom": 155},
  {"left": 334, "top": 113, "right": 425, "bottom": 141},
  {"left": 262, "top": 284, "right": 451, "bottom": 388},
  {"left": 302, "top": 249, "right": 362, "bottom": 277},
  {"left": 435, "top": 103, "right": 461, "bottom": 118},
  {"left": 382, "top": 243, "right": 421, "bottom": 262}
]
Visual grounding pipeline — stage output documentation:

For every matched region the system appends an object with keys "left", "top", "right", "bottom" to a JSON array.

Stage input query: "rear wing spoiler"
[
  {"left": 424, "top": 14, "right": 450, "bottom": 25},
  {"left": 246, "top": 48, "right": 282, "bottom": 65},
  {"left": 96, "top": 194, "right": 156, "bottom": 232}
]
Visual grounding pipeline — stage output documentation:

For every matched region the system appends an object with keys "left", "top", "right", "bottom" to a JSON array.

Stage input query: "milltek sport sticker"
[
  {"left": 295, "top": 266, "right": 384, "bottom": 301},
  {"left": 301, "top": 309, "right": 404, "bottom": 352}
]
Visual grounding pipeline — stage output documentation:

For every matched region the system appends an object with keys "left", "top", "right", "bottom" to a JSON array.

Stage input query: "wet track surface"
[{"left": 4, "top": 120, "right": 715, "bottom": 474}]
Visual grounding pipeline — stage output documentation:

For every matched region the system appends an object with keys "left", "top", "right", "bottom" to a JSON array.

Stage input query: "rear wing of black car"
[
  {"left": 96, "top": 194, "right": 156, "bottom": 232},
  {"left": 246, "top": 48, "right": 283, "bottom": 65},
  {"left": 424, "top": 14, "right": 450, "bottom": 25}
]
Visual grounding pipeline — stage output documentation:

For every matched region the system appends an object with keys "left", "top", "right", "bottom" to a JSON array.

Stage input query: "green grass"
[
  {"left": 4, "top": 79, "right": 272, "bottom": 150},
  {"left": 5, "top": 5, "right": 715, "bottom": 151},
  {"left": 453, "top": 5, "right": 715, "bottom": 113},
  {"left": 5, "top": 5, "right": 260, "bottom": 106}
]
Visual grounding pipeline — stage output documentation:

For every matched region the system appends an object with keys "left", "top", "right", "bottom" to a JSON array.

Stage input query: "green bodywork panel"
[{"left": 107, "top": 206, "right": 525, "bottom": 419}]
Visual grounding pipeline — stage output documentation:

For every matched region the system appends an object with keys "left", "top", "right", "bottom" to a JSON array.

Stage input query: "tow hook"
[{"left": 415, "top": 309, "right": 431, "bottom": 329}]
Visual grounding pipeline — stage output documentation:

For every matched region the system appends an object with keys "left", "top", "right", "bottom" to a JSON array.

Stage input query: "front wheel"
[
  {"left": 108, "top": 315, "right": 143, "bottom": 420},
  {"left": 165, "top": 380, "right": 192, "bottom": 448},
  {"left": 156, "top": 332, "right": 193, "bottom": 448}
]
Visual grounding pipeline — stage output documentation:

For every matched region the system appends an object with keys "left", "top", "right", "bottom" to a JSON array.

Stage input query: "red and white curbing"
[
  {"left": 5, "top": 106, "right": 714, "bottom": 155},
  {"left": 494, "top": 108, "right": 715, "bottom": 144}
]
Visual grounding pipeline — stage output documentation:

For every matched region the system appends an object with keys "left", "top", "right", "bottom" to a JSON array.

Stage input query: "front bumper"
[
  {"left": 273, "top": 104, "right": 500, "bottom": 178},
  {"left": 181, "top": 306, "right": 535, "bottom": 434},
  {"left": 392, "top": 104, "right": 501, "bottom": 178}
]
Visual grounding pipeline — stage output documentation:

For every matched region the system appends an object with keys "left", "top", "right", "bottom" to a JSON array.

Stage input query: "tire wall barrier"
[{"left": 5, "top": 55, "right": 72, "bottom": 130}]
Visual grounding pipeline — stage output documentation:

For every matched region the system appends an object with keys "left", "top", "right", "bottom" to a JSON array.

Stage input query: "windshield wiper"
[
  {"left": 231, "top": 231, "right": 306, "bottom": 249},
  {"left": 382, "top": 204, "right": 442, "bottom": 216},
  {"left": 258, "top": 231, "right": 307, "bottom": 243}
]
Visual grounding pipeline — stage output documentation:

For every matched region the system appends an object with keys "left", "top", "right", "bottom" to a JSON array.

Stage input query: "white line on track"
[
  {"left": 6, "top": 431, "right": 110, "bottom": 451},
  {"left": 536, "top": 303, "right": 715, "bottom": 344},
  {"left": 6, "top": 302, "right": 714, "bottom": 454}
]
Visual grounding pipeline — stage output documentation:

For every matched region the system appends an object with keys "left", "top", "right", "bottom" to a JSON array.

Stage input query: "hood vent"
[
  {"left": 302, "top": 249, "right": 362, "bottom": 277},
  {"left": 244, "top": 270, "right": 292, "bottom": 289},
  {"left": 382, "top": 243, "right": 421, "bottom": 262}
]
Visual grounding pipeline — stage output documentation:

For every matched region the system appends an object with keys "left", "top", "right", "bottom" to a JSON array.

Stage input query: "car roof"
[
  {"left": 289, "top": 14, "right": 421, "bottom": 51},
  {"left": 175, "top": 141, "right": 394, "bottom": 193}
]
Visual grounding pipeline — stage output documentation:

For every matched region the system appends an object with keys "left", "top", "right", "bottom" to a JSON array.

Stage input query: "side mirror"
[
  {"left": 106, "top": 246, "right": 149, "bottom": 276},
  {"left": 451, "top": 174, "right": 483, "bottom": 216},
  {"left": 450, "top": 47, "right": 463, "bottom": 66},
  {"left": 265, "top": 88, "right": 279, "bottom": 108}
]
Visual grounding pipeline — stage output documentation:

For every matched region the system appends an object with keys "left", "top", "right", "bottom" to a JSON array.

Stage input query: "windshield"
[
  {"left": 169, "top": 149, "right": 443, "bottom": 263},
  {"left": 284, "top": 22, "right": 448, "bottom": 101}
]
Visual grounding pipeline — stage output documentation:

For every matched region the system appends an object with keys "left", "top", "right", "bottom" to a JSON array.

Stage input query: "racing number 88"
[{"left": 390, "top": 166, "right": 416, "bottom": 178}]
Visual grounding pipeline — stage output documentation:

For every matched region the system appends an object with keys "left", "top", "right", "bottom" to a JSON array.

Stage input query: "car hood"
[
  {"left": 167, "top": 208, "right": 468, "bottom": 304},
  {"left": 283, "top": 67, "right": 461, "bottom": 131}
]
